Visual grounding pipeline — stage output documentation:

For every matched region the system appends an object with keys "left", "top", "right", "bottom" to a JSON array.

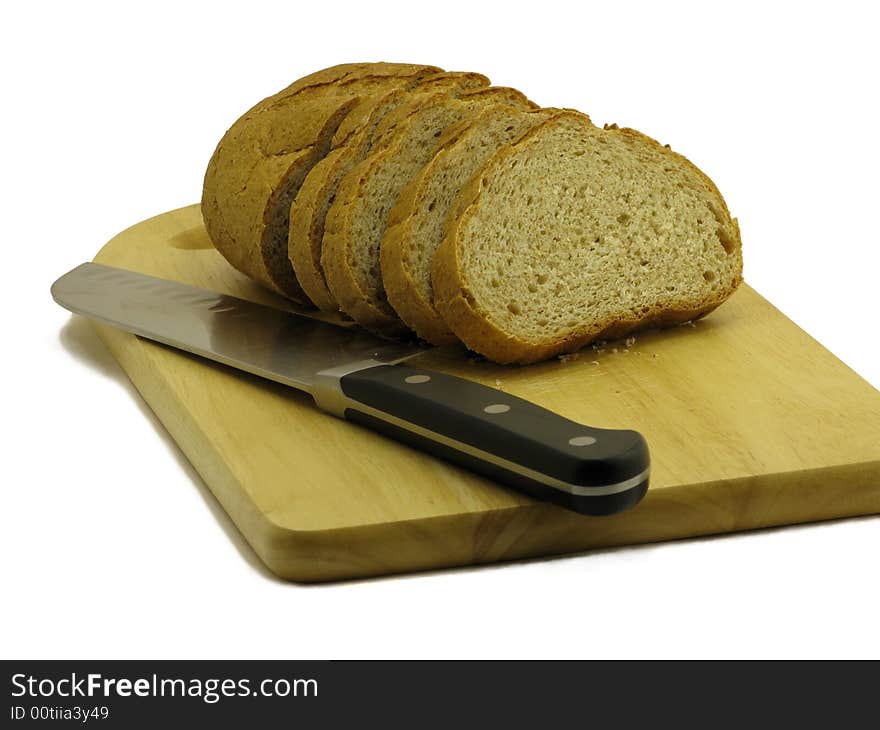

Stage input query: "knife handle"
[{"left": 337, "top": 364, "right": 649, "bottom": 516}]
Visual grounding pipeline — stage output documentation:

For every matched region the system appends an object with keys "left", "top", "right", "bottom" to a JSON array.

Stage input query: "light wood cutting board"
[{"left": 85, "top": 204, "right": 880, "bottom": 581}]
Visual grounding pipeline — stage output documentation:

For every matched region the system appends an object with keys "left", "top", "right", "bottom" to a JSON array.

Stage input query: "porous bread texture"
[
  {"left": 432, "top": 112, "right": 743, "bottom": 364},
  {"left": 322, "top": 88, "right": 535, "bottom": 334},
  {"left": 289, "top": 73, "right": 491, "bottom": 311},
  {"left": 382, "top": 106, "right": 561, "bottom": 344},
  {"left": 201, "top": 63, "right": 442, "bottom": 301}
]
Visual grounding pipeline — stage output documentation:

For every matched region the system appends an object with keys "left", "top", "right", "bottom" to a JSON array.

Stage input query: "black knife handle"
[{"left": 339, "top": 364, "right": 649, "bottom": 516}]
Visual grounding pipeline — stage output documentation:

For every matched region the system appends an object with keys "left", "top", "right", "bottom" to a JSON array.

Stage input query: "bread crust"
[
  {"left": 201, "top": 63, "right": 442, "bottom": 302},
  {"left": 432, "top": 112, "right": 743, "bottom": 364}
]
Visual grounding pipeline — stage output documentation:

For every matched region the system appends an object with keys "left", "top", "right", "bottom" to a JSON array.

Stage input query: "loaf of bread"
[{"left": 203, "top": 63, "right": 742, "bottom": 365}]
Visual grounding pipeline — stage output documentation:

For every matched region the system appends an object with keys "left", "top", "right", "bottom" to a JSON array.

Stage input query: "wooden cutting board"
[{"left": 87, "top": 205, "right": 880, "bottom": 581}]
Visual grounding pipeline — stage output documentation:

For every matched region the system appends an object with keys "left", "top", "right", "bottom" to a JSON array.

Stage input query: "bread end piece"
[{"left": 202, "top": 63, "right": 443, "bottom": 302}]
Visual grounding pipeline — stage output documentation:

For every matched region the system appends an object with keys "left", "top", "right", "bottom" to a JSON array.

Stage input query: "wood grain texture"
[{"left": 89, "top": 205, "right": 880, "bottom": 581}]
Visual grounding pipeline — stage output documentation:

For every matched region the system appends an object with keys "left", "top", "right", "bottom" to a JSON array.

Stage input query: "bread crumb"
[
  {"left": 612, "top": 347, "right": 618, "bottom": 354},
  {"left": 591, "top": 360, "right": 600, "bottom": 366},
  {"left": 625, "top": 336, "right": 636, "bottom": 347},
  {"left": 557, "top": 352, "right": 582, "bottom": 363}
]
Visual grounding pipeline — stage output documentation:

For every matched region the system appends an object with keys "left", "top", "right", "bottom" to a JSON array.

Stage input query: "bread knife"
[{"left": 51, "top": 263, "right": 650, "bottom": 516}]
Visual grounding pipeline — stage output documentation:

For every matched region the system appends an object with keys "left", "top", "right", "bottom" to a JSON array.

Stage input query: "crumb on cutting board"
[{"left": 557, "top": 335, "right": 641, "bottom": 363}]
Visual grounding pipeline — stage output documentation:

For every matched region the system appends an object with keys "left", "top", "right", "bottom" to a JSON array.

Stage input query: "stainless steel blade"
[{"left": 51, "top": 263, "right": 425, "bottom": 396}]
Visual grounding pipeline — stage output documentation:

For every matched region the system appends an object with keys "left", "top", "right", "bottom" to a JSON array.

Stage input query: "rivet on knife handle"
[{"left": 337, "top": 365, "right": 650, "bottom": 516}]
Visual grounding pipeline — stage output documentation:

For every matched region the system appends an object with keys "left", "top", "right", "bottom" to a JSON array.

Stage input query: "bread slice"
[
  {"left": 289, "top": 73, "right": 490, "bottom": 311},
  {"left": 201, "top": 63, "right": 442, "bottom": 301},
  {"left": 431, "top": 112, "right": 743, "bottom": 364},
  {"left": 322, "top": 88, "right": 537, "bottom": 333},
  {"left": 382, "top": 106, "right": 562, "bottom": 344}
]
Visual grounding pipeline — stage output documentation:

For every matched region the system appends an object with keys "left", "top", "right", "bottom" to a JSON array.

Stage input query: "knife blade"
[{"left": 52, "top": 262, "right": 650, "bottom": 516}]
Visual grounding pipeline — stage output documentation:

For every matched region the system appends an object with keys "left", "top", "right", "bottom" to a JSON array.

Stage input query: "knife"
[{"left": 51, "top": 262, "right": 650, "bottom": 516}]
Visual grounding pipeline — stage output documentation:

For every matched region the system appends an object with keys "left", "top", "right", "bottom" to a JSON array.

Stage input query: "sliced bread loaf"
[
  {"left": 201, "top": 62, "right": 442, "bottom": 301},
  {"left": 382, "top": 106, "right": 562, "bottom": 344},
  {"left": 288, "top": 72, "right": 490, "bottom": 311},
  {"left": 431, "top": 112, "right": 743, "bottom": 364},
  {"left": 321, "top": 87, "right": 536, "bottom": 333}
]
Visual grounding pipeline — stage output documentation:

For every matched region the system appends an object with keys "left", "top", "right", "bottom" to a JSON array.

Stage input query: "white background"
[{"left": 3, "top": 1, "right": 878, "bottom": 659}]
